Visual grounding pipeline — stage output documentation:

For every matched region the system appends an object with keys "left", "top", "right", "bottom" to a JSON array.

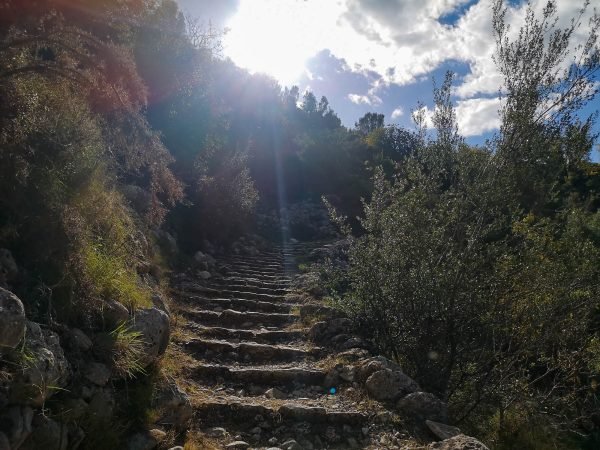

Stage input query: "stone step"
[
  {"left": 223, "top": 270, "right": 292, "bottom": 281},
  {"left": 184, "top": 309, "right": 297, "bottom": 328},
  {"left": 182, "top": 295, "right": 294, "bottom": 314},
  {"left": 190, "top": 364, "right": 326, "bottom": 387},
  {"left": 194, "top": 400, "right": 368, "bottom": 429},
  {"left": 227, "top": 259, "right": 289, "bottom": 269},
  {"left": 198, "top": 289, "right": 289, "bottom": 303},
  {"left": 225, "top": 265, "right": 288, "bottom": 276},
  {"left": 202, "top": 282, "right": 291, "bottom": 296},
  {"left": 185, "top": 339, "right": 318, "bottom": 363},
  {"left": 186, "top": 324, "right": 306, "bottom": 344},
  {"left": 210, "top": 277, "right": 290, "bottom": 289},
  {"left": 226, "top": 261, "right": 288, "bottom": 270},
  {"left": 173, "top": 282, "right": 221, "bottom": 296}
]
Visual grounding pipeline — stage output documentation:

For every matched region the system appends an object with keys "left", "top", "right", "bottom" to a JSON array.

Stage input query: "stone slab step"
[
  {"left": 191, "top": 364, "right": 326, "bottom": 386},
  {"left": 182, "top": 295, "right": 294, "bottom": 314},
  {"left": 221, "top": 271, "right": 292, "bottom": 282},
  {"left": 185, "top": 339, "right": 318, "bottom": 363},
  {"left": 203, "top": 289, "right": 289, "bottom": 303},
  {"left": 186, "top": 324, "right": 306, "bottom": 344},
  {"left": 226, "top": 264, "right": 288, "bottom": 273},
  {"left": 194, "top": 401, "right": 368, "bottom": 428},
  {"left": 203, "top": 284, "right": 291, "bottom": 297},
  {"left": 211, "top": 276, "right": 290, "bottom": 288},
  {"left": 184, "top": 308, "right": 296, "bottom": 328},
  {"left": 227, "top": 259, "right": 289, "bottom": 269}
]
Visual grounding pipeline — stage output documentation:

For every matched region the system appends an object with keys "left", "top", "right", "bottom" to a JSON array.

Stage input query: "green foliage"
[{"left": 328, "top": 48, "right": 600, "bottom": 446}]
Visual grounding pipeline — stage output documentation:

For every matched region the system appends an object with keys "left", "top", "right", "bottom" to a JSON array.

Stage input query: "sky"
[{"left": 177, "top": 0, "right": 599, "bottom": 156}]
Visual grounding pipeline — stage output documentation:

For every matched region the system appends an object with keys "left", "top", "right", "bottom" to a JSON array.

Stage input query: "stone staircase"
[{"left": 171, "top": 242, "right": 383, "bottom": 449}]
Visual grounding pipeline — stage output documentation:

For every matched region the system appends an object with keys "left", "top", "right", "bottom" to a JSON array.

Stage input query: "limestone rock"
[
  {"left": 154, "top": 381, "right": 193, "bottom": 428},
  {"left": 427, "top": 434, "right": 490, "bottom": 450},
  {"left": 0, "top": 287, "right": 26, "bottom": 352},
  {"left": 132, "top": 307, "right": 170, "bottom": 366},
  {"left": 205, "top": 427, "right": 227, "bottom": 438},
  {"left": 397, "top": 392, "right": 448, "bottom": 423},
  {"left": 338, "top": 365, "right": 356, "bottom": 382},
  {"left": 157, "top": 230, "right": 178, "bottom": 256},
  {"left": 356, "top": 356, "right": 402, "bottom": 382},
  {"left": 84, "top": 362, "right": 111, "bottom": 386},
  {"left": 281, "top": 439, "right": 303, "bottom": 450},
  {"left": 265, "top": 387, "right": 286, "bottom": 399},
  {"left": 194, "top": 251, "right": 216, "bottom": 266},
  {"left": 426, "top": 420, "right": 462, "bottom": 440},
  {"left": 198, "top": 270, "right": 212, "bottom": 280},
  {"left": 365, "top": 369, "right": 420, "bottom": 401},
  {"left": 308, "top": 317, "right": 352, "bottom": 343},
  {"left": 70, "top": 328, "right": 93, "bottom": 351},
  {"left": 151, "top": 292, "right": 170, "bottom": 316},
  {"left": 225, "top": 441, "right": 250, "bottom": 449},
  {"left": 11, "top": 321, "right": 70, "bottom": 406},
  {"left": 102, "top": 299, "right": 130, "bottom": 326}
]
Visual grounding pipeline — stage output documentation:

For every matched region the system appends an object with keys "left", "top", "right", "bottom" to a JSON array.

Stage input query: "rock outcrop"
[
  {"left": 0, "top": 288, "right": 26, "bottom": 353},
  {"left": 132, "top": 307, "right": 171, "bottom": 366}
]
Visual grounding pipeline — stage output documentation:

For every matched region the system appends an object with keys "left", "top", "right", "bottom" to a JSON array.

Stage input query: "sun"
[{"left": 223, "top": 0, "right": 341, "bottom": 86}]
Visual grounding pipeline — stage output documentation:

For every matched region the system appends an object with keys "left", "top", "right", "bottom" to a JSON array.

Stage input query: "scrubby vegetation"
[
  {"left": 323, "top": 2, "right": 600, "bottom": 448},
  {"left": 0, "top": 0, "right": 598, "bottom": 448}
]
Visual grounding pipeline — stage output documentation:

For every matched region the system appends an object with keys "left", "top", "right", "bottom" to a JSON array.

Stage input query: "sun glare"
[{"left": 223, "top": 0, "right": 342, "bottom": 86}]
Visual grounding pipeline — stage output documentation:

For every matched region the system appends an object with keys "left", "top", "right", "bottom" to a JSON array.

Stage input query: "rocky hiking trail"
[{"left": 169, "top": 241, "right": 489, "bottom": 450}]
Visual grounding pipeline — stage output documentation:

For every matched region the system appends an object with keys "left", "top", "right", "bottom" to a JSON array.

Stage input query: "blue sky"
[{"left": 177, "top": 0, "right": 599, "bottom": 157}]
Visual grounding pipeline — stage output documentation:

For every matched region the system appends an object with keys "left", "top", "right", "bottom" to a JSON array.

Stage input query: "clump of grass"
[
  {"left": 110, "top": 322, "right": 146, "bottom": 379},
  {"left": 83, "top": 245, "right": 152, "bottom": 310}
]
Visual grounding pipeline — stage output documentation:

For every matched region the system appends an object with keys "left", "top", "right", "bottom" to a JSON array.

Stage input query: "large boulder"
[
  {"left": 132, "top": 307, "right": 170, "bottom": 366},
  {"left": 427, "top": 434, "right": 489, "bottom": 450},
  {"left": 397, "top": 391, "right": 448, "bottom": 423},
  {"left": 0, "top": 287, "right": 26, "bottom": 353},
  {"left": 10, "top": 321, "right": 70, "bottom": 406},
  {"left": 365, "top": 369, "right": 420, "bottom": 401}
]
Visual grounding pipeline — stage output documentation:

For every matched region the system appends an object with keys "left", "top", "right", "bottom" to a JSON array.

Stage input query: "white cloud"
[
  {"left": 455, "top": 97, "right": 501, "bottom": 136},
  {"left": 391, "top": 107, "right": 404, "bottom": 119},
  {"left": 348, "top": 93, "right": 371, "bottom": 104},
  {"left": 348, "top": 91, "right": 382, "bottom": 106},
  {"left": 221, "top": 0, "right": 598, "bottom": 134}
]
